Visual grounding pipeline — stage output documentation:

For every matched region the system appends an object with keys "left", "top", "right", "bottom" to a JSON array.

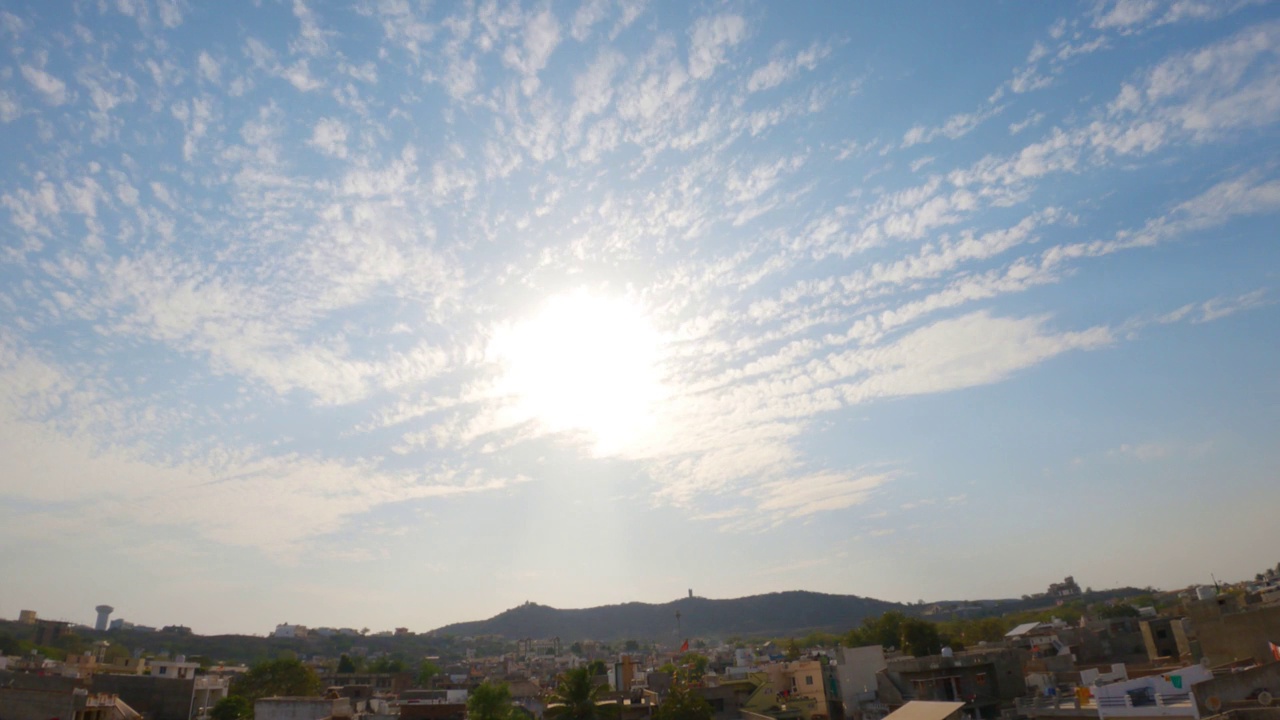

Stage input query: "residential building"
[
  {"left": 149, "top": 657, "right": 200, "bottom": 680},
  {"left": 315, "top": 672, "right": 414, "bottom": 696},
  {"left": 740, "top": 660, "right": 841, "bottom": 720},
  {"left": 1139, "top": 619, "right": 1192, "bottom": 662},
  {"left": 1191, "top": 659, "right": 1280, "bottom": 716},
  {"left": 396, "top": 690, "right": 466, "bottom": 720},
  {"left": 90, "top": 673, "right": 230, "bottom": 720},
  {"left": 272, "top": 624, "right": 308, "bottom": 639},
  {"left": 877, "top": 647, "right": 1028, "bottom": 719},
  {"left": 0, "top": 672, "right": 141, "bottom": 720},
  {"left": 36, "top": 620, "right": 72, "bottom": 646},
  {"left": 255, "top": 697, "right": 351, "bottom": 720},
  {"left": 1185, "top": 594, "right": 1280, "bottom": 666},
  {"left": 1017, "top": 663, "right": 1211, "bottom": 720},
  {"left": 836, "top": 645, "right": 888, "bottom": 720}
]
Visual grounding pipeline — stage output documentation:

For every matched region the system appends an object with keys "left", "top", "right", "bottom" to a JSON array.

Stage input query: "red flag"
[
  {"left": 680, "top": 639, "right": 689, "bottom": 653},
  {"left": 1269, "top": 641, "right": 1280, "bottom": 662}
]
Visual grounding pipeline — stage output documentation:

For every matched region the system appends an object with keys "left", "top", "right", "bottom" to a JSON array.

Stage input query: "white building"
[
  {"left": 272, "top": 624, "right": 308, "bottom": 639},
  {"left": 150, "top": 656, "right": 200, "bottom": 680}
]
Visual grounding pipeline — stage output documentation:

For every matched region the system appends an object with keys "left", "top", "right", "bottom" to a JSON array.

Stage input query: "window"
[
  {"left": 158, "top": 667, "right": 166, "bottom": 675},
  {"left": 806, "top": 676, "right": 814, "bottom": 686}
]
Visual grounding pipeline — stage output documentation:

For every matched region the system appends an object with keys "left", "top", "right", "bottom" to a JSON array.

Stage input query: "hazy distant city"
[{"left": 7, "top": 571, "right": 1280, "bottom": 720}]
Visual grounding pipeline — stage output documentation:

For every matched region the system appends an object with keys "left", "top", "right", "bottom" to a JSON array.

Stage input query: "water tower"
[{"left": 95, "top": 605, "right": 114, "bottom": 632}]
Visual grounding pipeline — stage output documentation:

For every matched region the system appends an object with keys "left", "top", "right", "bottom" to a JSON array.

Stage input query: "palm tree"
[{"left": 545, "top": 666, "right": 616, "bottom": 720}]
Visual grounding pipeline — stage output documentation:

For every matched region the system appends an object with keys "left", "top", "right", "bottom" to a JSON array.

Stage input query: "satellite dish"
[
  {"left": 1258, "top": 692, "right": 1273, "bottom": 707},
  {"left": 1206, "top": 696, "right": 1222, "bottom": 712}
]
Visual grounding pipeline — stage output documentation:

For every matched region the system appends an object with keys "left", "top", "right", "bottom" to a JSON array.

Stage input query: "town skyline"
[{"left": 2, "top": 1, "right": 1279, "bottom": 638}]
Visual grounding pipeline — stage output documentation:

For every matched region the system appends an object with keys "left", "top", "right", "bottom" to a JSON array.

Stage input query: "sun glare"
[{"left": 490, "top": 290, "right": 664, "bottom": 453}]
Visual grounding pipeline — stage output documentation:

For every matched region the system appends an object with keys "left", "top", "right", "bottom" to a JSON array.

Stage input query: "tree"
[
  {"left": 899, "top": 619, "right": 941, "bottom": 657},
  {"left": 0, "top": 632, "right": 20, "bottom": 656},
  {"left": 417, "top": 659, "right": 441, "bottom": 687},
  {"left": 337, "top": 655, "right": 357, "bottom": 673},
  {"left": 623, "top": 640, "right": 640, "bottom": 652},
  {"left": 369, "top": 656, "right": 405, "bottom": 673},
  {"left": 232, "top": 658, "right": 323, "bottom": 701},
  {"left": 545, "top": 666, "right": 616, "bottom": 720},
  {"left": 785, "top": 638, "right": 801, "bottom": 661},
  {"left": 210, "top": 696, "right": 252, "bottom": 720},
  {"left": 468, "top": 681, "right": 514, "bottom": 720},
  {"left": 585, "top": 660, "right": 607, "bottom": 677},
  {"left": 654, "top": 684, "right": 712, "bottom": 720}
]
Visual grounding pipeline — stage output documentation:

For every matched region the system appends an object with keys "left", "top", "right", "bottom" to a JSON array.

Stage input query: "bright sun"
[{"left": 490, "top": 289, "right": 663, "bottom": 453}]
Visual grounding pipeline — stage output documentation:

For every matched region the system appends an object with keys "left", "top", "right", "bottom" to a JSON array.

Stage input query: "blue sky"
[{"left": 2, "top": 0, "right": 1279, "bottom": 636}]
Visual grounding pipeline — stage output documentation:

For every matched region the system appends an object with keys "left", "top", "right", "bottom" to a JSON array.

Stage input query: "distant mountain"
[{"left": 428, "top": 591, "right": 911, "bottom": 642}]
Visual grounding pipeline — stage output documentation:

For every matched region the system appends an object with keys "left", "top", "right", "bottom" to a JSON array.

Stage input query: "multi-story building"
[{"left": 877, "top": 647, "right": 1028, "bottom": 720}]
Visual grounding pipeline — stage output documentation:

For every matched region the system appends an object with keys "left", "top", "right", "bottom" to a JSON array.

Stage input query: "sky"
[{"left": 1, "top": 0, "right": 1279, "bottom": 638}]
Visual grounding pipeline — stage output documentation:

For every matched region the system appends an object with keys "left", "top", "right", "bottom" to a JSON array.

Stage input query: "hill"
[{"left": 428, "top": 591, "right": 911, "bottom": 642}]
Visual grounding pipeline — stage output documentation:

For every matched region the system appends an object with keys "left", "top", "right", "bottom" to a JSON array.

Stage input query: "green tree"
[
  {"left": 0, "top": 632, "right": 20, "bottom": 656},
  {"left": 417, "top": 659, "right": 441, "bottom": 687},
  {"left": 210, "top": 696, "right": 252, "bottom": 720},
  {"left": 1096, "top": 604, "right": 1139, "bottom": 620},
  {"left": 337, "top": 655, "right": 357, "bottom": 673},
  {"left": 369, "top": 656, "right": 405, "bottom": 673},
  {"left": 623, "top": 640, "right": 640, "bottom": 652},
  {"left": 468, "top": 681, "right": 514, "bottom": 720},
  {"left": 900, "top": 619, "right": 941, "bottom": 657},
  {"left": 585, "top": 660, "right": 607, "bottom": 677},
  {"left": 676, "top": 654, "right": 709, "bottom": 684},
  {"left": 654, "top": 684, "right": 712, "bottom": 720},
  {"left": 785, "top": 638, "right": 801, "bottom": 661},
  {"left": 232, "top": 658, "right": 323, "bottom": 701},
  {"left": 545, "top": 666, "right": 616, "bottom": 720}
]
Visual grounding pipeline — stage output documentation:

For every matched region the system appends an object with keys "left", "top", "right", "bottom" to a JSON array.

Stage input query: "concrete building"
[
  {"left": 739, "top": 660, "right": 841, "bottom": 720},
  {"left": 1191, "top": 660, "right": 1280, "bottom": 716},
  {"left": 1140, "top": 619, "right": 1192, "bottom": 662},
  {"left": 878, "top": 647, "right": 1028, "bottom": 719},
  {"left": 149, "top": 657, "right": 200, "bottom": 680},
  {"left": 95, "top": 607, "right": 115, "bottom": 633},
  {"left": 89, "top": 673, "right": 229, "bottom": 720},
  {"left": 1185, "top": 594, "right": 1280, "bottom": 666},
  {"left": 836, "top": 645, "right": 888, "bottom": 720},
  {"left": 255, "top": 697, "right": 352, "bottom": 720},
  {"left": 0, "top": 672, "right": 141, "bottom": 720},
  {"left": 272, "top": 624, "right": 308, "bottom": 639},
  {"left": 36, "top": 620, "right": 72, "bottom": 646},
  {"left": 316, "top": 672, "right": 414, "bottom": 695},
  {"left": 695, "top": 677, "right": 760, "bottom": 720},
  {"left": 395, "top": 691, "right": 466, "bottom": 720},
  {"left": 19, "top": 610, "right": 38, "bottom": 624}
]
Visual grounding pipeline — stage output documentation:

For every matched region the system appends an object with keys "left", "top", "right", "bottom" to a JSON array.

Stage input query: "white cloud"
[
  {"left": 197, "top": 51, "right": 221, "bottom": 84},
  {"left": 836, "top": 311, "right": 1113, "bottom": 404},
  {"left": 688, "top": 13, "right": 746, "bottom": 80},
  {"left": 753, "top": 471, "right": 892, "bottom": 521},
  {"left": 746, "top": 43, "right": 826, "bottom": 93},
  {"left": 502, "top": 7, "right": 561, "bottom": 96},
  {"left": 571, "top": 0, "right": 608, "bottom": 41},
  {"left": 902, "top": 104, "right": 1004, "bottom": 148},
  {"left": 309, "top": 117, "right": 349, "bottom": 158},
  {"left": 21, "top": 65, "right": 68, "bottom": 105},
  {"left": 0, "top": 90, "right": 20, "bottom": 122}
]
